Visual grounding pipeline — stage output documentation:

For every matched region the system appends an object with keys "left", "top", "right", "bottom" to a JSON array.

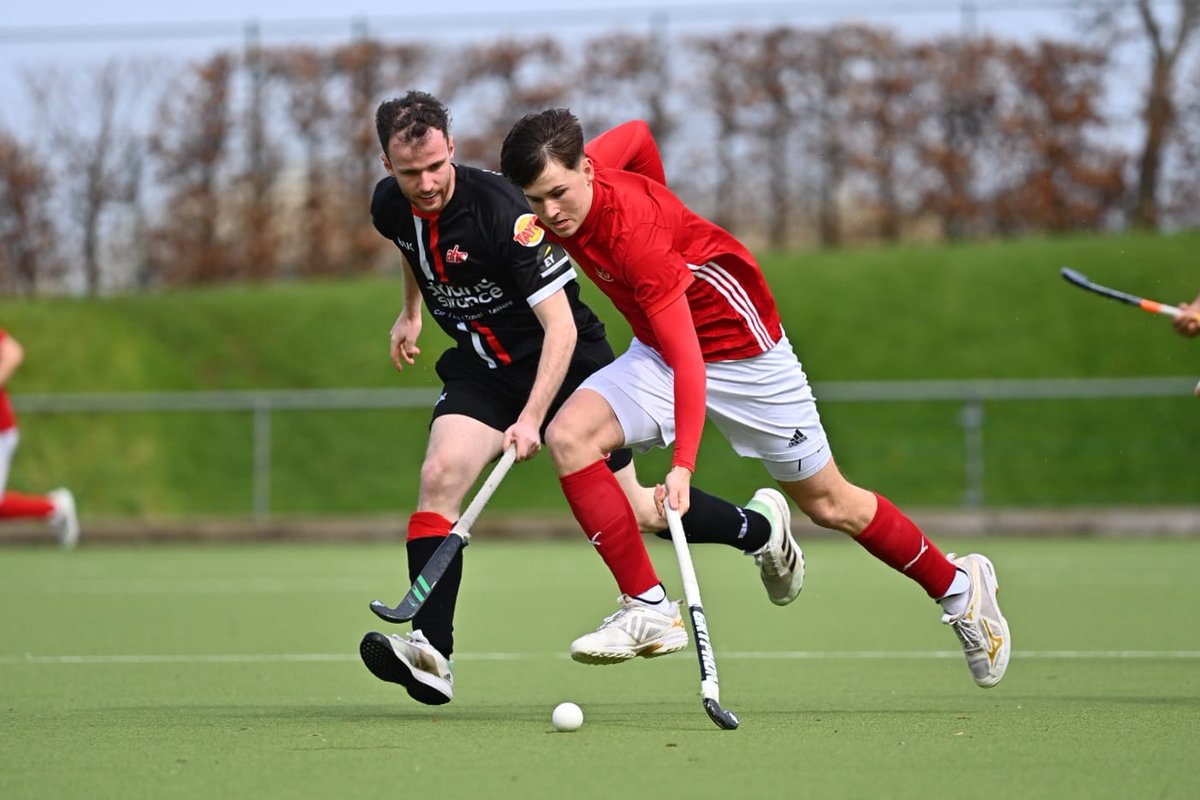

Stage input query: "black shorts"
[{"left": 432, "top": 338, "right": 632, "bottom": 471}]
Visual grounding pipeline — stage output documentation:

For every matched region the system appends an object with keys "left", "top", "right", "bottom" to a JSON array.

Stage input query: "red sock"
[
  {"left": 0, "top": 491, "right": 55, "bottom": 519},
  {"left": 854, "top": 493, "right": 957, "bottom": 598},
  {"left": 407, "top": 511, "right": 453, "bottom": 541},
  {"left": 560, "top": 459, "right": 659, "bottom": 596}
]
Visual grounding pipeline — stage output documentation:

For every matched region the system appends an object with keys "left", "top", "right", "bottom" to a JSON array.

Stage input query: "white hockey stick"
[{"left": 665, "top": 503, "right": 740, "bottom": 730}]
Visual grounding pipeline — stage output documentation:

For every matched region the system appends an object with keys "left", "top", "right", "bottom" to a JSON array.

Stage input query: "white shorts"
[
  {"left": 578, "top": 334, "right": 831, "bottom": 481},
  {"left": 0, "top": 428, "right": 18, "bottom": 495}
]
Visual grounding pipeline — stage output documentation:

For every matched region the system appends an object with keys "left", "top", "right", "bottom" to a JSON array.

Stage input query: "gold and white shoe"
[
  {"left": 943, "top": 553, "right": 1011, "bottom": 688},
  {"left": 569, "top": 595, "right": 688, "bottom": 664}
]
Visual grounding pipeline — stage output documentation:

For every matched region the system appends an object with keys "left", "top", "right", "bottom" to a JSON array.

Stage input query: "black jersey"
[{"left": 372, "top": 165, "right": 608, "bottom": 369}]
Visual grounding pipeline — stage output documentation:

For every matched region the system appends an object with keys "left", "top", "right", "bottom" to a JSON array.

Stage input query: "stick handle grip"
[
  {"left": 1141, "top": 299, "right": 1182, "bottom": 318},
  {"left": 665, "top": 505, "right": 702, "bottom": 607},
  {"left": 452, "top": 445, "right": 517, "bottom": 536}
]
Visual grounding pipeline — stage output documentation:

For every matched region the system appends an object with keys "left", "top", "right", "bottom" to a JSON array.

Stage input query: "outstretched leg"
[{"left": 779, "top": 457, "right": 1010, "bottom": 687}]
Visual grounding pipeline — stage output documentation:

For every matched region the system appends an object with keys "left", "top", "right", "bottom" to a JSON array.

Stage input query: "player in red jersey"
[
  {"left": 0, "top": 328, "right": 78, "bottom": 547},
  {"left": 501, "top": 110, "right": 1010, "bottom": 687},
  {"left": 358, "top": 93, "right": 804, "bottom": 704}
]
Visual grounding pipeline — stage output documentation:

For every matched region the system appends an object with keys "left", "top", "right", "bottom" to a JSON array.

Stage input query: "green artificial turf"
[{"left": 2, "top": 536, "right": 1198, "bottom": 799}]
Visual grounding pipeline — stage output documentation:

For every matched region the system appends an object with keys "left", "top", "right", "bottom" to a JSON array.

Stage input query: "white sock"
[
  {"left": 937, "top": 568, "right": 971, "bottom": 618},
  {"left": 633, "top": 584, "right": 672, "bottom": 612}
]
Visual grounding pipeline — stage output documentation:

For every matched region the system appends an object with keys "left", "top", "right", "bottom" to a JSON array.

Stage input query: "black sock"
[
  {"left": 654, "top": 487, "right": 770, "bottom": 552},
  {"left": 406, "top": 536, "right": 462, "bottom": 658}
]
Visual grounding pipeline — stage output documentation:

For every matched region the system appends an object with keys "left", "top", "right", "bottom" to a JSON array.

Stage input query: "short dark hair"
[
  {"left": 375, "top": 91, "right": 451, "bottom": 154},
  {"left": 500, "top": 108, "right": 585, "bottom": 188}
]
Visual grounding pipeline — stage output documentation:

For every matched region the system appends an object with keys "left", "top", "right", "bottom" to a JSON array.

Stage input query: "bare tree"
[
  {"left": 575, "top": 31, "right": 674, "bottom": 144},
  {"left": 0, "top": 130, "right": 63, "bottom": 296},
  {"left": 1078, "top": 0, "right": 1200, "bottom": 229},
  {"left": 1132, "top": 0, "right": 1200, "bottom": 228},
  {"left": 991, "top": 40, "right": 1126, "bottom": 234},
  {"left": 808, "top": 26, "right": 881, "bottom": 247},
  {"left": 329, "top": 40, "right": 430, "bottom": 274},
  {"left": 697, "top": 26, "right": 810, "bottom": 248},
  {"left": 690, "top": 30, "right": 764, "bottom": 232},
  {"left": 910, "top": 37, "right": 1005, "bottom": 240},
  {"left": 271, "top": 47, "right": 336, "bottom": 278},
  {"left": 147, "top": 54, "right": 235, "bottom": 284},
  {"left": 439, "top": 38, "right": 570, "bottom": 168},
  {"left": 26, "top": 60, "right": 150, "bottom": 296},
  {"left": 236, "top": 26, "right": 282, "bottom": 282},
  {"left": 1163, "top": 55, "right": 1200, "bottom": 226},
  {"left": 759, "top": 27, "right": 810, "bottom": 248},
  {"left": 847, "top": 28, "right": 922, "bottom": 242}
]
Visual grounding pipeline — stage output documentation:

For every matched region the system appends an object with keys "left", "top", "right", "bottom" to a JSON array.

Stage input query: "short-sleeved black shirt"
[{"left": 371, "top": 165, "right": 608, "bottom": 370}]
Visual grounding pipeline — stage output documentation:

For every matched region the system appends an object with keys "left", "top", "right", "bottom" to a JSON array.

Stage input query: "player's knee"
[
  {"left": 797, "top": 486, "right": 877, "bottom": 534},
  {"left": 418, "top": 453, "right": 459, "bottom": 496},
  {"left": 544, "top": 415, "right": 587, "bottom": 459},
  {"left": 798, "top": 495, "right": 853, "bottom": 533}
]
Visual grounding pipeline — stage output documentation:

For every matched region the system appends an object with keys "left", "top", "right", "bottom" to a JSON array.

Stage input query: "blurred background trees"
[{"left": 0, "top": 16, "right": 1195, "bottom": 297}]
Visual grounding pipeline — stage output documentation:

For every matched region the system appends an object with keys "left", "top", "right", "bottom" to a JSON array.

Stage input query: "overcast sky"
[
  {"left": 2, "top": 0, "right": 1079, "bottom": 43},
  {"left": 1, "top": 0, "right": 1053, "bottom": 27},
  {"left": 0, "top": 1, "right": 1139, "bottom": 137}
]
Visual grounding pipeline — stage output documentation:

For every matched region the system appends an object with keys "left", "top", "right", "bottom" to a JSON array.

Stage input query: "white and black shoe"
[
  {"left": 360, "top": 630, "right": 454, "bottom": 705},
  {"left": 745, "top": 488, "right": 804, "bottom": 605}
]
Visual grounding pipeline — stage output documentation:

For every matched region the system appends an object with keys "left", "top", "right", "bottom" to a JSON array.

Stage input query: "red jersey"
[
  {"left": 0, "top": 328, "right": 15, "bottom": 432},
  {"left": 540, "top": 121, "right": 783, "bottom": 472},
  {"left": 547, "top": 120, "right": 782, "bottom": 363}
]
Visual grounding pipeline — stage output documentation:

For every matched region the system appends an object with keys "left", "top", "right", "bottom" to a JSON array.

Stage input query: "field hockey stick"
[
  {"left": 664, "top": 502, "right": 740, "bottom": 731},
  {"left": 369, "top": 445, "right": 517, "bottom": 623},
  {"left": 1060, "top": 267, "right": 1195, "bottom": 320}
]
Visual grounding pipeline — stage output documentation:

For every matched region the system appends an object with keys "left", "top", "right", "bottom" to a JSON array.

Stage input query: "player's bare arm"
[
  {"left": 389, "top": 264, "right": 424, "bottom": 372},
  {"left": 0, "top": 333, "right": 24, "bottom": 386},
  {"left": 505, "top": 289, "right": 578, "bottom": 461}
]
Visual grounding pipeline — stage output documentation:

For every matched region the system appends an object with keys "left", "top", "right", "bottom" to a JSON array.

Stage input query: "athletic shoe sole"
[
  {"left": 359, "top": 632, "right": 452, "bottom": 705},
  {"left": 570, "top": 630, "right": 689, "bottom": 665}
]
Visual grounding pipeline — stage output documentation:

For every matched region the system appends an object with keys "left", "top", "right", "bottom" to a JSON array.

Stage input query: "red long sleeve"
[{"left": 647, "top": 292, "right": 705, "bottom": 473}]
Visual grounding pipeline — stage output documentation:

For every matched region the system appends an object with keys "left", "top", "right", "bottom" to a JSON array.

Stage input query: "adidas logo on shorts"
[{"left": 787, "top": 429, "right": 807, "bottom": 448}]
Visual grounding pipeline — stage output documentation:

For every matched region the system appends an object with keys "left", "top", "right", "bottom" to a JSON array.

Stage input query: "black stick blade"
[
  {"left": 703, "top": 698, "right": 740, "bottom": 730},
  {"left": 369, "top": 533, "right": 467, "bottom": 623},
  {"left": 368, "top": 596, "right": 421, "bottom": 624}
]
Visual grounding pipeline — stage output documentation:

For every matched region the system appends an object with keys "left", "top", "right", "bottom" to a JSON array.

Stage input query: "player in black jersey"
[{"left": 358, "top": 92, "right": 796, "bottom": 706}]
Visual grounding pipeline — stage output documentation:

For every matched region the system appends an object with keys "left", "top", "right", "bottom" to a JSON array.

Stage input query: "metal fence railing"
[{"left": 14, "top": 377, "right": 1195, "bottom": 518}]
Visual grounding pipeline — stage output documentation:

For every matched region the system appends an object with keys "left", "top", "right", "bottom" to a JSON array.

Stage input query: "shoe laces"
[
  {"left": 754, "top": 538, "right": 787, "bottom": 577},
  {"left": 596, "top": 598, "right": 637, "bottom": 630},
  {"left": 949, "top": 611, "right": 984, "bottom": 653}
]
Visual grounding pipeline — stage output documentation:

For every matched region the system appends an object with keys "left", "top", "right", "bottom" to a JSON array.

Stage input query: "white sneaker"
[
  {"left": 570, "top": 595, "right": 689, "bottom": 664},
  {"left": 359, "top": 629, "right": 454, "bottom": 705},
  {"left": 942, "top": 553, "right": 1011, "bottom": 688},
  {"left": 745, "top": 488, "right": 804, "bottom": 605},
  {"left": 48, "top": 488, "right": 79, "bottom": 549}
]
